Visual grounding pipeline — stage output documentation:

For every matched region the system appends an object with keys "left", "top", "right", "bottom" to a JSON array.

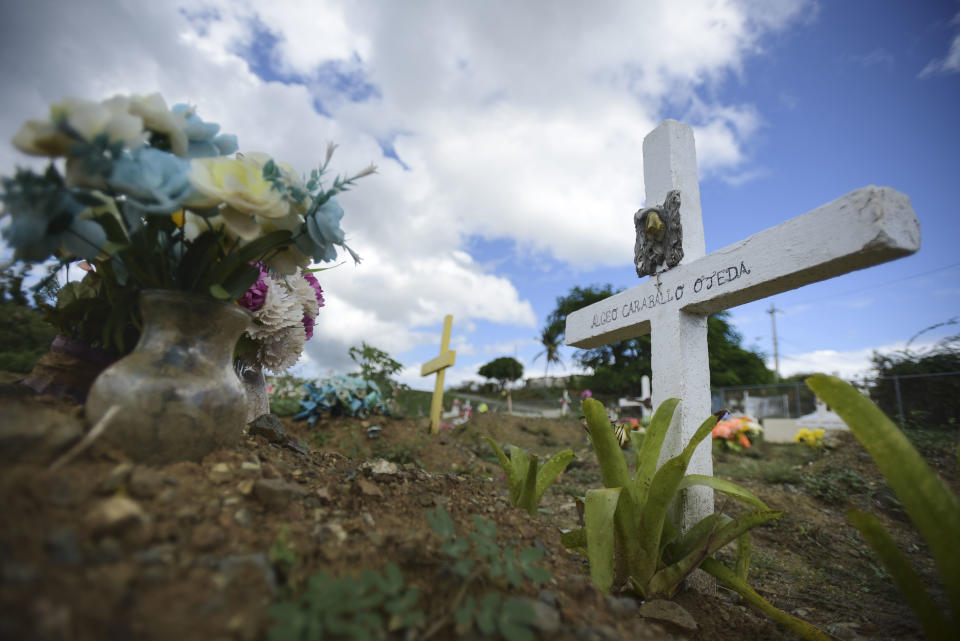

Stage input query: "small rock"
[
  {"left": 253, "top": 478, "right": 306, "bottom": 510},
  {"left": 606, "top": 595, "right": 638, "bottom": 613},
  {"left": 84, "top": 496, "right": 148, "bottom": 538},
  {"left": 538, "top": 590, "right": 558, "bottom": 608},
  {"left": 2, "top": 561, "right": 40, "bottom": 584},
  {"left": 208, "top": 463, "right": 233, "bottom": 484},
  {"left": 248, "top": 414, "right": 287, "bottom": 443},
  {"left": 237, "top": 479, "right": 256, "bottom": 496},
  {"left": 99, "top": 463, "right": 134, "bottom": 494},
  {"left": 240, "top": 460, "right": 261, "bottom": 472},
  {"left": 315, "top": 487, "right": 332, "bottom": 502},
  {"left": 362, "top": 458, "right": 399, "bottom": 479},
  {"left": 45, "top": 527, "right": 83, "bottom": 565},
  {"left": 137, "top": 544, "right": 177, "bottom": 565},
  {"left": 0, "top": 399, "right": 83, "bottom": 463},
  {"left": 129, "top": 466, "right": 165, "bottom": 498},
  {"left": 326, "top": 522, "right": 348, "bottom": 544},
  {"left": 234, "top": 508, "right": 254, "bottom": 527},
  {"left": 356, "top": 478, "right": 383, "bottom": 497},
  {"left": 177, "top": 504, "right": 201, "bottom": 523},
  {"left": 825, "top": 622, "right": 859, "bottom": 640},
  {"left": 793, "top": 608, "right": 809, "bottom": 618},
  {"left": 261, "top": 463, "right": 281, "bottom": 479},
  {"left": 191, "top": 523, "right": 226, "bottom": 551},
  {"left": 525, "top": 598, "right": 560, "bottom": 634},
  {"left": 639, "top": 599, "right": 698, "bottom": 631}
]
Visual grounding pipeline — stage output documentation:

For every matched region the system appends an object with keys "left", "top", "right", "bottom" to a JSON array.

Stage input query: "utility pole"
[{"left": 768, "top": 304, "right": 781, "bottom": 382}]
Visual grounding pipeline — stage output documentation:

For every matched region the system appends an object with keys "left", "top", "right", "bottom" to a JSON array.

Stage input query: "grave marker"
[
  {"left": 566, "top": 119, "right": 920, "bottom": 546},
  {"left": 421, "top": 314, "right": 456, "bottom": 434}
]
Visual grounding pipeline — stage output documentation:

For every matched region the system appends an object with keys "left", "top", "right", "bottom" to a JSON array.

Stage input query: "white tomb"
[
  {"left": 764, "top": 400, "right": 850, "bottom": 443},
  {"left": 565, "top": 120, "right": 920, "bottom": 555}
]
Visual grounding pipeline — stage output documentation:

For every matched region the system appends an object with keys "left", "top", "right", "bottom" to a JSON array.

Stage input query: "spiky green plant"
[
  {"left": 563, "top": 397, "right": 830, "bottom": 641},
  {"left": 806, "top": 374, "right": 960, "bottom": 641},
  {"left": 485, "top": 437, "right": 574, "bottom": 516}
]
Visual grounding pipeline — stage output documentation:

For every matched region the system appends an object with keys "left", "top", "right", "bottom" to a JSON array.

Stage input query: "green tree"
[
  {"left": 0, "top": 263, "right": 57, "bottom": 372},
  {"left": 870, "top": 325, "right": 960, "bottom": 429},
  {"left": 532, "top": 323, "right": 564, "bottom": 378},
  {"left": 478, "top": 356, "right": 524, "bottom": 390},
  {"left": 348, "top": 341, "right": 405, "bottom": 400},
  {"left": 544, "top": 284, "right": 772, "bottom": 394}
]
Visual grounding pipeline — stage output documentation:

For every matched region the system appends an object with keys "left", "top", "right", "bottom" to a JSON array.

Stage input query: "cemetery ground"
[{"left": 1, "top": 383, "right": 957, "bottom": 641}]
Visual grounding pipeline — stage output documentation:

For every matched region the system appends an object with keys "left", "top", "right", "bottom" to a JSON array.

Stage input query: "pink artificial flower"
[
  {"left": 238, "top": 263, "right": 270, "bottom": 311},
  {"left": 302, "top": 272, "right": 325, "bottom": 308},
  {"left": 302, "top": 314, "right": 316, "bottom": 341}
]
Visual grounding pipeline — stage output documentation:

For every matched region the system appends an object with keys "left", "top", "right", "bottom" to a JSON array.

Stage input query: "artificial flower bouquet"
[
  {"left": 711, "top": 413, "right": 762, "bottom": 451},
  {"left": 236, "top": 263, "right": 326, "bottom": 373},
  {"left": 1, "top": 92, "right": 372, "bottom": 357}
]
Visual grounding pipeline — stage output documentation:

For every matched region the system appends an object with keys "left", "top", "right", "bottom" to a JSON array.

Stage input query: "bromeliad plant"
[
  {"left": 2, "top": 93, "right": 371, "bottom": 353},
  {"left": 806, "top": 374, "right": 960, "bottom": 641},
  {"left": 484, "top": 438, "right": 574, "bottom": 516},
  {"left": 563, "top": 397, "right": 831, "bottom": 641}
]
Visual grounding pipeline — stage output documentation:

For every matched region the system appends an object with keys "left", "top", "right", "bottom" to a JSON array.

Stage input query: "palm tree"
[{"left": 532, "top": 323, "right": 564, "bottom": 380}]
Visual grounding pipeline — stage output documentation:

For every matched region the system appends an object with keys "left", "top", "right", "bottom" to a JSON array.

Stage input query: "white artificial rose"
[
  {"left": 128, "top": 93, "right": 189, "bottom": 157},
  {"left": 55, "top": 96, "right": 146, "bottom": 149}
]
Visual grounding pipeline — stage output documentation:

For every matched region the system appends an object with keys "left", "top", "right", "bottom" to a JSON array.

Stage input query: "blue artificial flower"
[
  {"left": 172, "top": 104, "right": 239, "bottom": 158},
  {"left": 1, "top": 170, "right": 107, "bottom": 262},
  {"left": 108, "top": 147, "right": 199, "bottom": 215},
  {"left": 303, "top": 198, "right": 347, "bottom": 262}
]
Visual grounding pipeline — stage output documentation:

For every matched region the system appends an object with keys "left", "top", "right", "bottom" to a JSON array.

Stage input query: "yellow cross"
[{"left": 420, "top": 314, "right": 456, "bottom": 434}]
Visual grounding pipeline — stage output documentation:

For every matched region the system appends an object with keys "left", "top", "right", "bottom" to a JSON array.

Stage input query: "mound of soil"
[{"left": 0, "top": 385, "right": 955, "bottom": 641}]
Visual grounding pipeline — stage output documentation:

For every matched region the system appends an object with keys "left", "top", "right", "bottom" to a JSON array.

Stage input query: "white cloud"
[
  {"left": 775, "top": 338, "right": 947, "bottom": 380},
  {"left": 0, "top": 0, "right": 814, "bottom": 378},
  {"left": 919, "top": 12, "right": 960, "bottom": 77}
]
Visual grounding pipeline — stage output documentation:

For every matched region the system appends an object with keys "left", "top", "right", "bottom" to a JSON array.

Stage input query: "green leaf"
[
  {"left": 508, "top": 445, "right": 530, "bottom": 503},
  {"left": 486, "top": 437, "right": 524, "bottom": 504},
  {"left": 633, "top": 397, "right": 680, "bottom": 504},
  {"left": 847, "top": 509, "right": 951, "bottom": 641},
  {"left": 584, "top": 487, "right": 621, "bottom": 593},
  {"left": 648, "top": 509, "right": 781, "bottom": 598},
  {"left": 517, "top": 454, "right": 539, "bottom": 516},
  {"left": 702, "top": 558, "right": 834, "bottom": 641},
  {"left": 476, "top": 593, "right": 500, "bottom": 635},
  {"left": 560, "top": 528, "right": 587, "bottom": 552},
  {"left": 678, "top": 474, "right": 769, "bottom": 510},
  {"left": 534, "top": 449, "right": 575, "bottom": 509},
  {"left": 426, "top": 506, "right": 455, "bottom": 539},
  {"left": 806, "top": 374, "right": 960, "bottom": 617},
  {"left": 736, "top": 532, "right": 751, "bottom": 582},
  {"left": 208, "top": 283, "right": 232, "bottom": 300},
  {"left": 498, "top": 597, "right": 536, "bottom": 641}
]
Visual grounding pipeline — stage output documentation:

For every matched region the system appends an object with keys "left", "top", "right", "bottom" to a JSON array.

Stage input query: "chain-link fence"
[{"left": 711, "top": 372, "right": 960, "bottom": 427}]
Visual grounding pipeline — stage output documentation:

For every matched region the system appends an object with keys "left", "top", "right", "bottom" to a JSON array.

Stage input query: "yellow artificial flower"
[{"left": 189, "top": 155, "right": 289, "bottom": 219}]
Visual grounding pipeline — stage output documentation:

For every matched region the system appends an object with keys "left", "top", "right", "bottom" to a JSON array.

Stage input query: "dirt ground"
[{"left": 1, "top": 384, "right": 957, "bottom": 641}]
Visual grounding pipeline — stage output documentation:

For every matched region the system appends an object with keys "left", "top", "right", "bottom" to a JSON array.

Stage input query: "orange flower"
[{"left": 738, "top": 433, "right": 751, "bottom": 448}]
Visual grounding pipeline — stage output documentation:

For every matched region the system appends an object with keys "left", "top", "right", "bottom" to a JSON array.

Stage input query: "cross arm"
[
  {"left": 566, "top": 185, "right": 919, "bottom": 348},
  {"left": 421, "top": 350, "right": 456, "bottom": 376}
]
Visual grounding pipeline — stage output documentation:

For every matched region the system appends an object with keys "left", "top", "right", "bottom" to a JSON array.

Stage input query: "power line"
[{"left": 782, "top": 261, "right": 960, "bottom": 307}]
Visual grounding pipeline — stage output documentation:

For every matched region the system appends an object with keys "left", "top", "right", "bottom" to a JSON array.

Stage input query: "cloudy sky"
[{"left": 1, "top": 0, "right": 958, "bottom": 390}]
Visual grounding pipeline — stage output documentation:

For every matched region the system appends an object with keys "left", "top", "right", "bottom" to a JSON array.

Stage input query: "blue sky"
[{"left": 1, "top": 1, "right": 958, "bottom": 390}]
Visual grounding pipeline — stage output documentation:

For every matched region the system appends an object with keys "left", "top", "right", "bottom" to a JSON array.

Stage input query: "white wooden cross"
[
  {"left": 566, "top": 119, "right": 920, "bottom": 539},
  {"left": 421, "top": 314, "right": 456, "bottom": 434}
]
